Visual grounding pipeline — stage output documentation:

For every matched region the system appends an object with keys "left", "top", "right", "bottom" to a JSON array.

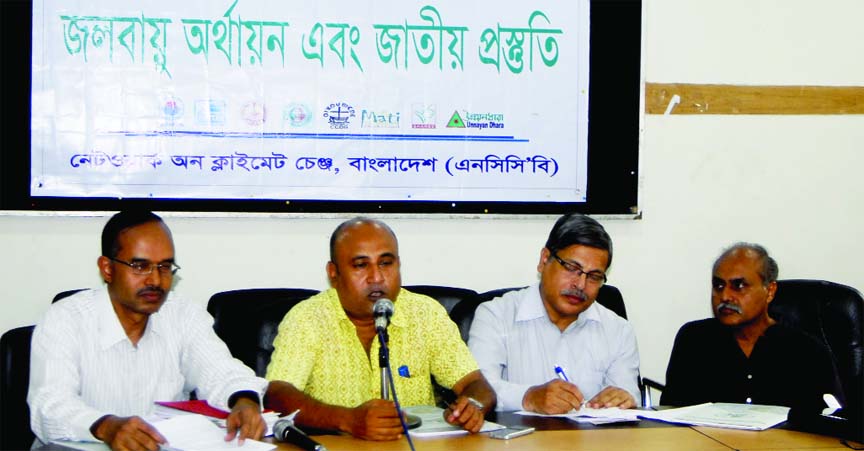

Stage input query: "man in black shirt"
[{"left": 661, "top": 243, "right": 841, "bottom": 410}]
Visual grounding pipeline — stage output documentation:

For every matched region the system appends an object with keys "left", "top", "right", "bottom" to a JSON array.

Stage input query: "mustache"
[
  {"left": 716, "top": 301, "right": 742, "bottom": 314},
  {"left": 560, "top": 288, "right": 588, "bottom": 300},
  {"left": 137, "top": 286, "right": 165, "bottom": 297}
]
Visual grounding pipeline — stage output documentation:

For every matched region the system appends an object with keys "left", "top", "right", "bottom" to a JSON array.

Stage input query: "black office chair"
[
  {"left": 207, "top": 288, "right": 319, "bottom": 377},
  {"left": 402, "top": 285, "right": 478, "bottom": 315},
  {"left": 1, "top": 325, "right": 36, "bottom": 451},
  {"left": 769, "top": 279, "right": 863, "bottom": 412},
  {"left": 52, "top": 288, "right": 88, "bottom": 303}
]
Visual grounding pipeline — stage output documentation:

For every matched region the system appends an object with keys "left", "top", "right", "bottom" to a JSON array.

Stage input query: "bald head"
[
  {"left": 712, "top": 243, "right": 778, "bottom": 287},
  {"left": 329, "top": 217, "right": 398, "bottom": 263}
]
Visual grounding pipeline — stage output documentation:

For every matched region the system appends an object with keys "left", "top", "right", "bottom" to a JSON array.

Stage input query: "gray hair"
[{"left": 713, "top": 242, "right": 779, "bottom": 285}]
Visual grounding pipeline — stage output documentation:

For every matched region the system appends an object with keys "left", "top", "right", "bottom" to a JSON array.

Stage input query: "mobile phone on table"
[{"left": 488, "top": 425, "right": 535, "bottom": 440}]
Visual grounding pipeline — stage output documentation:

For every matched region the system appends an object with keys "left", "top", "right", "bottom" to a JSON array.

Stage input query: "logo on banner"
[
  {"left": 459, "top": 110, "right": 506, "bottom": 130},
  {"left": 283, "top": 103, "right": 313, "bottom": 127},
  {"left": 323, "top": 102, "right": 355, "bottom": 129},
  {"left": 160, "top": 96, "right": 184, "bottom": 126},
  {"left": 412, "top": 104, "right": 437, "bottom": 129},
  {"left": 446, "top": 110, "right": 465, "bottom": 128},
  {"left": 361, "top": 109, "right": 401, "bottom": 128},
  {"left": 195, "top": 100, "right": 227, "bottom": 126},
  {"left": 242, "top": 101, "right": 267, "bottom": 126}
]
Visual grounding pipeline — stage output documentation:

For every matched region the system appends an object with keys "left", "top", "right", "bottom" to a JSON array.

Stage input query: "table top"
[{"left": 37, "top": 413, "right": 860, "bottom": 451}]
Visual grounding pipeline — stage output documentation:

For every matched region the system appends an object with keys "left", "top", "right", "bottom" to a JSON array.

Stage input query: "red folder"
[{"left": 155, "top": 400, "right": 230, "bottom": 419}]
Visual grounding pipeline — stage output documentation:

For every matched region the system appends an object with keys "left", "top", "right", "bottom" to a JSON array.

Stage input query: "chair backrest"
[
  {"left": 207, "top": 288, "right": 319, "bottom": 377},
  {"left": 769, "top": 279, "right": 863, "bottom": 410},
  {"left": 402, "top": 285, "right": 479, "bottom": 314},
  {"left": 52, "top": 288, "right": 88, "bottom": 303},
  {"left": 1, "top": 325, "right": 36, "bottom": 451},
  {"left": 449, "top": 284, "right": 628, "bottom": 343}
]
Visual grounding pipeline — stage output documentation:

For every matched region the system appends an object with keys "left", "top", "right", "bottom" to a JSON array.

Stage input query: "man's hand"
[
  {"left": 93, "top": 415, "right": 166, "bottom": 451},
  {"left": 444, "top": 396, "right": 485, "bottom": 433},
  {"left": 225, "top": 397, "right": 266, "bottom": 444},
  {"left": 345, "top": 399, "right": 404, "bottom": 441},
  {"left": 522, "top": 379, "right": 584, "bottom": 414},
  {"left": 586, "top": 386, "right": 636, "bottom": 409}
]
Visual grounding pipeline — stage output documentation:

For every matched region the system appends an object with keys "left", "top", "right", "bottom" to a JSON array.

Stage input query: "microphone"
[
  {"left": 373, "top": 298, "right": 394, "bottom": 332},
  {"left": 273, "top": 418, "right": 328, "bottom": 451}
]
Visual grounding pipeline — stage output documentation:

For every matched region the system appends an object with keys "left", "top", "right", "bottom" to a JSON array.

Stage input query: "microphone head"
[
  {"left": 373, "top": 298, "right": 394, "bottom": 317},
  {"left": 273, "top": 418, "right": 294, "bottom": 439},
  {"left": 373, "top": 298, "right": 394, "bottom": 331}
]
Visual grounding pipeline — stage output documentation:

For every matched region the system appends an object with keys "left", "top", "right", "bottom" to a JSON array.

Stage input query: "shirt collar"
[
  {"left": 95, "top": 287, "right": 167, "bottom": 349},
  {"left": 516, "top": 282, "right": 601, "bottom": 326}
]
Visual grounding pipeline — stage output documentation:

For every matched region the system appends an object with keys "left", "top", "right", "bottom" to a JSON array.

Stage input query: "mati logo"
[
  {"left": 242, "top": 101, "right": 267, "bottom": 126},
  {"left": 283, "top": 103, "right": 312, "bottom": 127},
  {"left": 323, "top": 102, "right": 355, "bottom": 129},
  {"left": 412, "top": 103, "right": 436, "bottom": 129}
]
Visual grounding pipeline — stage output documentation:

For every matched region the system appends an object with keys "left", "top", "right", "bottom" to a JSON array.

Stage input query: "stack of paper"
[
  {"left": 52, "top": 415, "right": 276, "bottom": 451},
  {"left": 515, "top": 406, "right": 642, "bottom": 425},
  {"left": 405, "top": 405, "right": 505, "bottom": 437},
  {"left": 638, "top": 403, "right": 790, "bottom": 430}
]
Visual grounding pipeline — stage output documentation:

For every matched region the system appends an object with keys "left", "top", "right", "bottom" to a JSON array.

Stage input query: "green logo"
[{"left": 446, "top": 110, "right": 465, "bottom": 128}]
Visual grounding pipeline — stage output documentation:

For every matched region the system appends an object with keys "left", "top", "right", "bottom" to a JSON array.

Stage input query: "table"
[
  {"left": 38, "top": 416, "right": 859, "bottom": 451},
  {"left": 694, "top": 426, "right": 858, "bottom": 451}
]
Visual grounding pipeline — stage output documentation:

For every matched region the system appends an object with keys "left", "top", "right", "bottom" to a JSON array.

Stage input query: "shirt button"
[
  {"left": 746, "top": 397, "right": 752, "bottom": 404},
  {"left": 747, "top": 374, "right": 753, "bottom": 380}
]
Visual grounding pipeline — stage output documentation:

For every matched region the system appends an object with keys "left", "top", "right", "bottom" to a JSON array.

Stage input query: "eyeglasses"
[
  {"left": 551, "top": 252, "right": 607, "bottom": 284},
  {"left": 109, "top": 257, "right": 180, "bottom": 276}
]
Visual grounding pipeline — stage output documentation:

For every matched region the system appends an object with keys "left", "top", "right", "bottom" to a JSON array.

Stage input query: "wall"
[{"left": 2, "top": 0, "right": 864, "bottom": 384}]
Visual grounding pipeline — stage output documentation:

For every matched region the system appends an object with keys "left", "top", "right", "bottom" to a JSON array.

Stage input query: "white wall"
[{"left": 3, "top": 0, "right": 864, "bottom": 384}]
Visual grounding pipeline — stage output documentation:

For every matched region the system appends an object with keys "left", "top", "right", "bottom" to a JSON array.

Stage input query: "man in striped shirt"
[{"left": 28, "top": 210, "right": 267, "bottom": 451}]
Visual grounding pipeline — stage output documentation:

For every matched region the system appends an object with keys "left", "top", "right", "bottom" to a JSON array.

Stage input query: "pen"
[{"left": 554, "top": 366, "right": 570, "bottom": 382}]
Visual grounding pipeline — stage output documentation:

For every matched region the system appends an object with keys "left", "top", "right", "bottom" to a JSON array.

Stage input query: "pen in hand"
[
  {"left": 554, "top": 366, "right": 570, "bottom": 382},
  {"left": 554, "top": 366, "right": 587, "bottom": 409}
]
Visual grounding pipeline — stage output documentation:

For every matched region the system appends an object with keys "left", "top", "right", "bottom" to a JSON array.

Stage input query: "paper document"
[
  {"left": 49, "top": 441, "right": 110, "bottom": 451},
  {"left": 153, "top": 414, "right": 276, "bottom": 451},
  {"left": 405, "top": 405, "right": 504, "bottom": 437},
  {"left": 638, "top": 402, "right": 790, "bottom": 430},
  {"left": 515, "top": 406, "right": 641, "bottom": 425},
  {"left": 153, "top": 401, "right": 281, "bottom": 436}
]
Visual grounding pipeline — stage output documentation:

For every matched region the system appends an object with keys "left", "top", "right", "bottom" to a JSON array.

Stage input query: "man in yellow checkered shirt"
[{"left": 265, "top": 217, "right": 496, "bottom": 440}]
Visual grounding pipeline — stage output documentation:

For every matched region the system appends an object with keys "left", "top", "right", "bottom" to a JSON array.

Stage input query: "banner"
[{"left": 31, "top": 0, "right": 590, "bottom": 202}]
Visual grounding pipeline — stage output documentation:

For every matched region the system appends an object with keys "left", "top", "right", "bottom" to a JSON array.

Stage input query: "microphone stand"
[{"left": 377, "top": 328, "right": 422, "bottom": 431}]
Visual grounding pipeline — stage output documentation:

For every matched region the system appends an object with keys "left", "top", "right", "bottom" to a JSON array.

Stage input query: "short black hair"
[
  {"left": 544, "top": 213, "right": 613, "bottom": 268},
  {"left": 101, "top": 210, "right": 164, "bottom": 258},
  {"left": 329, "top": 216, "right": 397, "bottom": 262},
  {"left": 713, "top": 242, "right": 779, "bottom": 286}
]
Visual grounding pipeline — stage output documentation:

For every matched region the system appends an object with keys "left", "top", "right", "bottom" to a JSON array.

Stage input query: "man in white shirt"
[
  {"left": 468, "top": 213, "right": 640, "bottom": 413},
  {"left": 28, "top": 210, "right": 268, "bottom": 450}
]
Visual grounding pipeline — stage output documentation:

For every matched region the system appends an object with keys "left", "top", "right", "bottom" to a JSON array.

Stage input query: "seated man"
[
  {"left": 265, "top": 217, "right": 496, "bottom": 441},
  {"left": 661, "top": 243, "right": 841, "bottom": 410},
  {"left": 28, "top": 211, "right": 267, "bottom": 451},
  {"left": 469, "top": 213, "right": 640, "bottom": 414}
]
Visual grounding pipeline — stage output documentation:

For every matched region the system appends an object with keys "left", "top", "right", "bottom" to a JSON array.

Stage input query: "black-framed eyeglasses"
[
  {"left": 551, "top": 252, "right": 607, "bottom": 284},
  {"left": 109, "top": 257, "right": 180, "bottom": 276}
]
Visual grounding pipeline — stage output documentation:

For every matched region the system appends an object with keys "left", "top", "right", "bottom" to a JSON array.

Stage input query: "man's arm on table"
[
  {"left": 265, "top": 381, "right": 403, "bottom": 441},
  {"left": 443, "top": 370, "right": 497, "bottom": 432}
]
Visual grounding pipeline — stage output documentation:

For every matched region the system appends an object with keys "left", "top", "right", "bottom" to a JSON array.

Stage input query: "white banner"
[{"left": 31, "top": 0, "right": 590, "bottom": 202}]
